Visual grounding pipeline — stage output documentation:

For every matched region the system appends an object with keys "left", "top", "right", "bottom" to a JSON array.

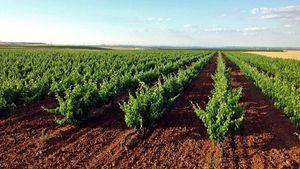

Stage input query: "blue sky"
[{"left": 0, "top": 0, "right": 299, "bottom": 47}]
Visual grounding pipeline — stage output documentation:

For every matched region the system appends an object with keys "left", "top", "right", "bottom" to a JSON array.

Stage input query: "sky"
[{"left": 0, "top": 0, "right": 300, "bottom": 47}]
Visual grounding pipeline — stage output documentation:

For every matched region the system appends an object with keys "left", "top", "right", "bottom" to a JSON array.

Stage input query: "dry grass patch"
[{"left": 244, "top": 50, "right": 300, "bottom": 60}]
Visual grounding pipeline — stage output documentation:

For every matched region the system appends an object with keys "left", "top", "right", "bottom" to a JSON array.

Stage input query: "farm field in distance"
[
  {"left": 0, "top": 48, "right": 299, "bottom": 168},
  {"left": 245, "top": 50, "right": 300, "bottom": 60}
]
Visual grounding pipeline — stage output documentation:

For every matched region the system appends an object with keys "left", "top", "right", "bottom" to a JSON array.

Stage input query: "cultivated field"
[
  {"left": 0, "top": 49, "right": 299, "bottom": 168},
  {"left": 245, "top": 50, "right": 300, "bottom": 60}
]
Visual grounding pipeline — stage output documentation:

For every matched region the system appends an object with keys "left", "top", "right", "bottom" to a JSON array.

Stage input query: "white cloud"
[
  {"left": 146, "top": 17, "right": 171, "bottom": 22},
  {"left": 183, "top": 24, "right": 199, "bottom": 29},
  {"left": 243, "top": 27, "right": 268, "bottom": 32},
  {"left": 252, "top": 5, "right": 300, "bottom": 21},
  {"left": 252, "top": 6, "right": 300, "bottom": 14},
  {"left": 146, "top": 17, "right": 155, "bottom": 21},
  {"left": 128, "top": 26, "right": 300, "bottom": 47},
  {"left": 204, "top": 27, "right": 237, "bottom": 32},
  {"left": 202, "top": 26, "right": 268, "bottom": 33}
]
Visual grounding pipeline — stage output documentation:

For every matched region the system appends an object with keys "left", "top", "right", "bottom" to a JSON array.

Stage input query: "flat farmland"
[
  {"left": 0, "top": 49, "right": 299, "bottom": 168},
  {"left": 245, "top": 50, "right": 300, "bottom": 60},
  {"left": 2, "top": 1, "right": 300, "bottom": 168}
]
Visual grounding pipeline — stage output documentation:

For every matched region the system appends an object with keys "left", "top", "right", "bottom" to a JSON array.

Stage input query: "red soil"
[
  {"left": 223, "top": 55, "right": 300, "bottom": 168},
  {"left": 86, "top": 54, "right": 219, "bottom": 168},
  {"left": 0, "top": 96, "right": 58, "bottom": 168},
  {"left": 0, "top": 56, "right": 218, "bottom": 168},
  {"left": 0, "top": 53, "right": 299, "bottom": 168}
]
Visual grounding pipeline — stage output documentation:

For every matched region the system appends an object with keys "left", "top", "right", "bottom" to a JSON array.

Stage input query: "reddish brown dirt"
[
  {"left": 0, "top": 55, "right": 218, "bottom": 168},
  {"left": 0, "top": 96, "right": 59, "bottom": 168},
  {"left": 0, "top": 93, "right": 132, "bottom": 168},
  {"left": 1, "top": 53, "right": 299, "bottom": 169},
  {"left": 223, "top": 55, "right": 300, "bottom": 169},
  {"left": 86, "top": 54, "right": 219, "bottom": 168}
]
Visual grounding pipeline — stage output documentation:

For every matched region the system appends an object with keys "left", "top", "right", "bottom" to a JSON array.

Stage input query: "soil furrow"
[
  {"left": 87, "top": 54, "right": 218, "bottom": 168},
  {"left": 1, "top": 58, "right": 202, "bottom": 168},
  {"left": 2, "top": 52, "right": 298, "bottom": 169},
  {"left": 223, "top": 54, "right": 300, "bottom": 169},
  {"left": 36, "top": 106, "right": 128, "bottom": 168}
]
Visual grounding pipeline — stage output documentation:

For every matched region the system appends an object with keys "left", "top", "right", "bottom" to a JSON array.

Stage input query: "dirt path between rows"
[
  {"left": 0, "top": 96, "right": 59, "bottom": 168},
  {"left": 2, "top": 52, "right": 298, "bottom": 168},
  {"left": 86, "top": 54, "right": 218, "bottom": 168},
  {"left": 0, "top": 93, "right": 132, "bottom": 168},
  {"left": 0, "top": 54, "right": 217, "bottom": 168},
  {"left": 223, "top": 54, "right": 300, "bottom": 168}
]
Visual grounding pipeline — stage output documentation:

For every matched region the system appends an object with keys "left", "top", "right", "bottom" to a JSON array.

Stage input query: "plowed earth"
[
  {"left": 0, "top": 53, "right": 299, "bottom": 169},
  {"left": 222, "top": 55, "right": 300, "bottom": 169}
]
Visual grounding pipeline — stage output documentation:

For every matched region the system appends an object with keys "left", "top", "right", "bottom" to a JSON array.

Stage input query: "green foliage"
[
  {"left": 121, "top": 85, "right": 164, "bottom": 129},
  {"left": 227, "top": 52, "right": 300, "bottom": 127},
  {"left": 193, "top": 54, "right": 244, "bottom": 141},
  {"left": 232, "top": 52, "right": 300, "bottom": 88},
  {"left": 121, "top": 54, "right": 212, "bottom": 129},
  {"left": 0, "top": 49, "right": 211, "bottom": 124},
  {"left": 53, "top": 83, "right": 99, "bottom": 124},
  {"left": 0, "top": 96, "right": 16, "bottom": 117}
]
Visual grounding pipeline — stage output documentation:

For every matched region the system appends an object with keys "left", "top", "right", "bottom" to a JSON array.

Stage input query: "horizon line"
[{"left": 1, "top": 41, "right": 300, "bottom": 49}]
